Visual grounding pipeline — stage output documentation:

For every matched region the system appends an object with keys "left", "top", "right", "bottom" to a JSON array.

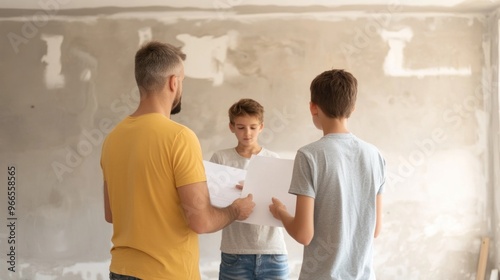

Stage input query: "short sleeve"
[
  {"left": 288, "top": 150, "right": 316, "bottom": 198},
  {"left": 171, "top": 128, "right": 207, "bottom": 188},
  {"left": 209, "top": 152, "right": 222, "bottom": 164},
  {"left": 377, "top": 156, "right": 386, "bottom": 195}
]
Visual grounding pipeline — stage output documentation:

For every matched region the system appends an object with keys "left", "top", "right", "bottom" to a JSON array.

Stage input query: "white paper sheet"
[
  {"left": 203, "top": 160, "right": 246, "bottom": 208},
  {"left": 240, "top": 156, "right": 296, "bottom": 227}
]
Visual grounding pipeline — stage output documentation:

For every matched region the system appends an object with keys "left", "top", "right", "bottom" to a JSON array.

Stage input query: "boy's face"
[{"left": 229, "top": 115, "right": 263, "bottom": 147}]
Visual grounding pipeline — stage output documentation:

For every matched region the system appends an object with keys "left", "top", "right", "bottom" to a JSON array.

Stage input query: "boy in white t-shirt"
[{"left": 210, "top": 98, "right": 289, "bottom": 280}]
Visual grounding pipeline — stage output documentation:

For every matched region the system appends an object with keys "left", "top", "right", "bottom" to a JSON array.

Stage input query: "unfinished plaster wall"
[
  {"left": 491, "top": 8, "right": 500, "bottom": 276},
  {"left": 0, "top": 6, "right": 493, "bottom": 280}
]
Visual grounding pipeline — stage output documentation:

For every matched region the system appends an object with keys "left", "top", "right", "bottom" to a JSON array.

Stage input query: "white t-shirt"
[{"left": 210, "top": 148, "right": 288, "bottom": 254}]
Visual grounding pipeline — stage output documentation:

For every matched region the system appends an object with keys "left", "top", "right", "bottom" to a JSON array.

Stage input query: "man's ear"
[{"left": 168, "top": 75, "right": 177, "bottom": 93}]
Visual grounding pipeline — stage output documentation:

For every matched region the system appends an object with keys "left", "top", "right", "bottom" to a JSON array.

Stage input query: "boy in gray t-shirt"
[{"left": 270, "top": 69, "right": 385, "bottom": 280}]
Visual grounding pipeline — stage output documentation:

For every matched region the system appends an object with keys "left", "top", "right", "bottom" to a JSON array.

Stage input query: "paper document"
[
  {"left": 240, "top": 156, "right": 296, "bottom": 227},
  {"left": 204, "top": 161, "right": 245, "bottom": 208},
  {"left": 204, "top": 157, "right": 296, "bottom": 227}
]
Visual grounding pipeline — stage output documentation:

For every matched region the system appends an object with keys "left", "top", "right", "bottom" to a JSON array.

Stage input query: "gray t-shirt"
[
  {"left": 289, "top": 133, "right": 385, "bottom": 280},
  {"left": 210, "top": 148, "right": 288, "bottom": 254}
]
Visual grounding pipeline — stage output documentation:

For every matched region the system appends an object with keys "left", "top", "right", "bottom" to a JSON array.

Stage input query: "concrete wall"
[
  {"left": 490, "top": 8, "right": 500, "bottom": 279},
  {"left": 0, "top": 5, "right": 495, "bottom": 280}
]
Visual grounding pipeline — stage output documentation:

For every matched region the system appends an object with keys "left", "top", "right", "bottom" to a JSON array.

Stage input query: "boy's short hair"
[
  {"left": 228, "top": 99, "right": 264, "bottom": 124},
  {"left": 310, "top": 69, "right": 357, "bottom": 118},
  {"left": 135, "top": 41, "right": 186, "bottom": 94}
]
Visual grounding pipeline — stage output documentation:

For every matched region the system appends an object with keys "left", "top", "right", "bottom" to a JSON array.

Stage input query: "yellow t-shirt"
[{"left": 101, "top": 113, "right": 206, "bottom": 280}]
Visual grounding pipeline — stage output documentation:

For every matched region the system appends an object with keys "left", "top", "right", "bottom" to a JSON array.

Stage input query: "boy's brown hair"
[
  {"left": 310, "top": 69, "right": 357, "bottom": 118},
  {"left": 135, "top": 41, "right": 186, "bottom": 94},
  {"left": 228, "top": 99, "right": 264, "bottom": 124}
]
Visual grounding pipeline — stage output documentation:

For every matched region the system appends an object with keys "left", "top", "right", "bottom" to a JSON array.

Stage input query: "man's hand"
[
  {"left": 231, "top": 194, "right": 255, "bottom": 220},
  {"left": 269, "top": 197, "right": 287, "bottom": 221}
]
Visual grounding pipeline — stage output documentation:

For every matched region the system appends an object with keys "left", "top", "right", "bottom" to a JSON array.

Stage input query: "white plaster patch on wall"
[
  {"left": 15, "top": 261, "right": 108, "bottom": 279},
  {"left": 41, "top": 34, "right": 65, "bottom": 89},
  {"left": 0, "top": 0, "right": 491, "bottom": 10},
  {"left": 429, "top": 150, "right": 484, "bottom": 198},
  {"left": 177, "top": 33, "right": 234, "bottom": 86},
  {"left": 424, "top": 150, "right": 487, "bottom": 232},
  {"left": 423, "top": 215, "right": 468, "bottom": 237},
  {"left": 138, "top": 27, "right": 152, "bottom": 46},
  {"left": 17, "top": 263, "right": 55, "bottom": 279},
  {"left": 381, "top": 28, "right": 472, "bottom": 77},
  {"left": 0, "top": 16, "right": 99, "bottom": 23},
  {"left": 179, "top": 12, "right": 482, "bottom": 22},
  {"left": 61, "top": 261, "right": 109, "bottom": 279},
  {"left": 108, "top": 12, "right": 189, "bottom": 23},
  {"left": 0, "top": 12, "right": 483, "bottom": 25}
]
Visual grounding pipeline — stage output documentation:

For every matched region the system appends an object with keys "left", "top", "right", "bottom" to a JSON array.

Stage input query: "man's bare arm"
[{"left": 178, "top": 181, "right": 254, "bottom": 234}]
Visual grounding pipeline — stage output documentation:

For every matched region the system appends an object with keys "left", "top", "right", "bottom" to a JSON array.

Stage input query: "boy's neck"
[
  {"left": 320, "top": 118, "right": 349, "bottom": 135},
  {"left": 235, "top": 145, "right": 262, "bottom": 158}
]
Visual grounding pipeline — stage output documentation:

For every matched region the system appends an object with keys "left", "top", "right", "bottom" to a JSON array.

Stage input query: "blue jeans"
[{"left": 219, "top": 253, "right": 289, "bottom": 280}]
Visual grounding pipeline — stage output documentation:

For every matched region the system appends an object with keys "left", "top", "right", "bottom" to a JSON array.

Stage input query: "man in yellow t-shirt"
[{"left": 100, "top": 41, "right": 255, "bottom": 280}]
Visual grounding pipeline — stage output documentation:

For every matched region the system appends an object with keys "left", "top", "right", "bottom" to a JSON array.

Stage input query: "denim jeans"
[
  {"left": 109, "top": 272, "right": 141, "bottom": 280},
  {"left": 219, "top": 253, "right": 289, "bottom": 280}
]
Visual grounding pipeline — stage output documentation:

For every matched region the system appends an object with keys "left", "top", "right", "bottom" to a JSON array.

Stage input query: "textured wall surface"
[{"left": 0, "top": 6, "right": 495, "bottom": 280}]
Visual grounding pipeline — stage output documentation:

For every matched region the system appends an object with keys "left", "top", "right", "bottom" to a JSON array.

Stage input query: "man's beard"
[{"left": 171, "top": 88, "right": 182, "bottom": 115}]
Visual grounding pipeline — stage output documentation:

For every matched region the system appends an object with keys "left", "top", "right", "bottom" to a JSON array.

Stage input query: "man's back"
[
  {"left": 289, "top": 133, "right": 385, "bottom": 280},
  {"left": 101, "top": 113, "right": 206, "bottom": 280}
]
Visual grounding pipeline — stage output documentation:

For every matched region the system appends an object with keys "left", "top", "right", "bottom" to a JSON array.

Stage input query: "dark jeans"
[{"left": 110, "top": 272, "right": 141, "bottom": 280}]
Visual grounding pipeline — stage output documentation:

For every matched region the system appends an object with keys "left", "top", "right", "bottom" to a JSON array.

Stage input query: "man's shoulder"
[
  {"left": 111, "top": 115, "right": 197, "bottom": 142},
  {"left": 150, "top": 117, "right": 195, "bottom": 138}
]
